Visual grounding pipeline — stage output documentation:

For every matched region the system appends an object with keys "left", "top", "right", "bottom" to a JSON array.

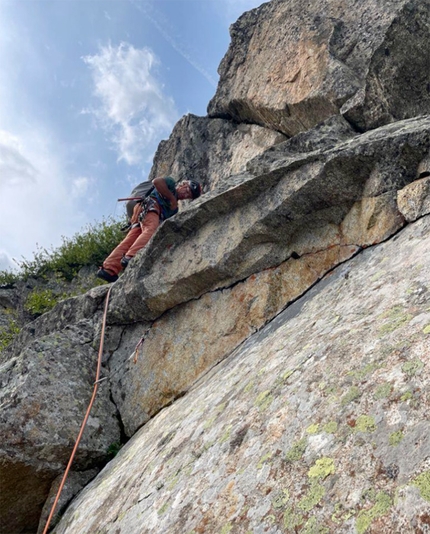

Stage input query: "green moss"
[
  {"left": 302, "top": 516, "right": 330, "bottom": 534},
  {"left": 306, "top": 424, "right": 320, "bottom": 434},
  {"left": 400, "top": 391, "right": 413, "bottom": 402},
  {"left": 389, "top": 430, "right": 404, "bottom": 446},
  {"left": 378, "top": 306, "right": 413, "bottom": 336},
  {"left": 255, "top": 390, "right": 274, "bottom": 411},
  {"left": 308, "top": 457, "right": 335, "bottom": 480},
  {"left": 281, "top": 369, "right": 295, "bottom": 381},
  {"left": 220, "top": 524, "right": 233, "bottom": 534},
  {"left": 331, "top": 503, "right": 355, "bottom": 524},
  {"left": 243, "top": 380, "right": 255, "bottom": 393},
  {"left": 356, "top": 492, "right": 392, "bottom": 534},
  {"left": 257, "top": 452, "right": 272, "bottom": 469},
  {"left": 324, "top": 384, "right": 337, "bottom": 395},
  {"left": 374, "top": 383, "right": 392, "bottom": 400},
  {"left": 285, "top": 437, "right": 307, "bottom": 462},
  {"left": 272, "top": 489, "right": 290, "bottom": 509},
  {"left": 283, "top": 507, "right": 303, "bottom": 531},
  {"left": 341, "top": 386, "right": 361, "bottom": 406},
  {"left": 323, "top": 421, "right": 338, "bottom": 434},
  {"left": 216, "top": 402, "right": 227, "bottom": 413},
  {"left": 402, "top": 358, "right": 424, "bottom": 376},
  {"left": 355, "top": 415, "right": 376, "bottom": 433},
  {"left": 422, "top": 324, "right": 430, "bottom": 335},
  {"left": 349, "top": 363, "right": 379, "bottom": 381},
  {"left": 298, "top": 481, "right": 325, "bottom": 511},
  {"left": 220, "top": 425, "right": 232, "bottom": 444},
  {"left": 411, "top": 471, "right": 430, "bottom": 502},
  {"left": 203, "top": 416, "right": 217, "bottom": 429},
  {"left": 370, "top": 270, "right": 386, "bottom": 282},
  {"left": 157, "top": 501, "right": 170, "bottom": 515}
]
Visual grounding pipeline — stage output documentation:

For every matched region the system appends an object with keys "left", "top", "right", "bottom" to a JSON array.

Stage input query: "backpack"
[{"left": 126, "top": 181, "right": 155, "bottom": 219}]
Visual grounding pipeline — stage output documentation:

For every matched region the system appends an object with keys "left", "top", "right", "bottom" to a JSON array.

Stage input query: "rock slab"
[{"left": 54, "top": 215, "right": 430, "bottom": 534}]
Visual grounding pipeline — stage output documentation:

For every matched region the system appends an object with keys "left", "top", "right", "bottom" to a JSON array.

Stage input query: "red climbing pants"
[{"left": 103, "top": 211, "right": 160, "bottom": 275}]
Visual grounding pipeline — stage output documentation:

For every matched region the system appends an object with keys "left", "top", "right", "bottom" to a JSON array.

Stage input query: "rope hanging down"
[{"left": 42, "top": 285, "right": 113, "bottom": 534}]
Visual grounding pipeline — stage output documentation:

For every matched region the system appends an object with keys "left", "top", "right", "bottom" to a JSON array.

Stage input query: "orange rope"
[{"left": 42, "top": 285, "right": 113, "bottom": 534}]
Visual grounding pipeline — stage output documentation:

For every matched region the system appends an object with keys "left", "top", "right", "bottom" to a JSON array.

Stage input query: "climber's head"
[{"left": 177, "top": 180, "right": 202, "bottom": 200}]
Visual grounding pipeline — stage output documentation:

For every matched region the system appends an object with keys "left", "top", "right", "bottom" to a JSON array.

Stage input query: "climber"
[{"left": 97, "top": 177, "right": 202, "bottom": 283}]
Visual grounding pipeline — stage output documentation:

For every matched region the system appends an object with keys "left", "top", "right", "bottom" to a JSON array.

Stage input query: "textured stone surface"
[
  {"left": 37, "top": 469, "right": 98, "bottom": 534},
  {"left": 398, "top": 176, "right": 430, "bottom": 222},
  {"left": 110, "top": 245, "right": 359, "bottom": 436},
  {"left": 417, "top": 150, "right": 430, "bottom": 178},
  {"left": 54, "top": 215, "right": 430, "bottom": 534},
  {"left": 0, "top": 287, "right": 121, "bottom": 534},
  {"left": 1, "top": 1, "right": 429, "bottom": 528},
  {"left": 208, "top": 0, "right": 430, "bottom": 134},
  {"left": 149, "top": 114, "right": 285, "bottom": 192},
  {"left": 108, "top": 116, "right": 429, "bottom": 324}
]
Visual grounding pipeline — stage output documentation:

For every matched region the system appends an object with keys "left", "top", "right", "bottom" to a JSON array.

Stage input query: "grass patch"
[{"left": 16, "top": 217, "right": 124, "bottom": 282}]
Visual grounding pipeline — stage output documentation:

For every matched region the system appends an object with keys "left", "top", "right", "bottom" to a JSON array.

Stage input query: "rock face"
[
  {"left": 0, "top": 288, "right": 121, "bottom": 534},
  {"left": 1, "top": 1, "right": 429, "bottom": 533},
  {"left": 148, "top": 114, "right": 286, "bottom": 191},
  {"left": 54, "top": 215, "right": 430, "bottom": 534},
  {"left": 208, "top": 0, "right": 430, "bottom": 134},
  {"left": 108, "top": 115, "right": 429, "bottom": 325}
]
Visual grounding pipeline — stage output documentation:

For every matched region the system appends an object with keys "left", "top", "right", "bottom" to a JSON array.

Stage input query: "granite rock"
[
  {"left": 149, "top": 114, "right": 286, "bottom": 192},
  {"left": 208, "top": 0, "right": 430, "bottom": 134},
  {"left": 53, "top": 215, "right": 430, "bottom": 534}
]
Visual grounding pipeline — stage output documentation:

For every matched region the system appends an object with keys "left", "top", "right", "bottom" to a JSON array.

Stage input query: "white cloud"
[
  {"left": 0, "top": 4, "right": 94, "bottom": 266},
  {"left": 71, "top": 176, "right": 91, "bottom": 198},
  {"left": 0, "top": 127, "right": 90, "bottom": 264},
  {"left": 83, "top": 42, "right": 178, "bottom": 166},
  {"left": 0, "top": 250, "right": 15, "bottom": 272},
  {"left": 0, "top": 131, "right": 38, "bottom": 186}
]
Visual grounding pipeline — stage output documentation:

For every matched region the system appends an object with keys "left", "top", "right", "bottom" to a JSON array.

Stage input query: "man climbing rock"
[{"left": 97, "top": 177, "right": 202, "bottom": 283}]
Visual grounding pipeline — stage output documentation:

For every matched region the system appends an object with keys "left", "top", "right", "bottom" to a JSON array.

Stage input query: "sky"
[{"left": 0, "top": 0, "right": 265, "bottom": 271}]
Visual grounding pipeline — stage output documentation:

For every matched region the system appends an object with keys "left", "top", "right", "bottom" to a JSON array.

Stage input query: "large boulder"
[
  {"left": 0, "top": 287, "right": 121, "bottom": 534},
  {"left": 53, "top": 214, "right": 430, "bottom": 534},
  {"left": 108, "top": 115, "right": 429, "bottom": 324},
  {"left": 103, "top": 116, "right": 428, "bottom": 436},
  {"left": 208, "top": 0, "right": 430, "bottom": 135},
  {"left": 148, "top": 114, "right": 285, "bottom": 191}
]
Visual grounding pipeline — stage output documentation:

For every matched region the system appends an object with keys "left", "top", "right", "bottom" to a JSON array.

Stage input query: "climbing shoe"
[
  {"left": 120, "top": 256, "right": 132, "bottom": 269},
  {"left": 97, "top": 268, "right": 118, "bottom": 283}
]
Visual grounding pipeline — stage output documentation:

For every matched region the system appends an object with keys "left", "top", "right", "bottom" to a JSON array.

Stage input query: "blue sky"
[{"left": 0, "top": 0, "right": 264, "bottom": 271}]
